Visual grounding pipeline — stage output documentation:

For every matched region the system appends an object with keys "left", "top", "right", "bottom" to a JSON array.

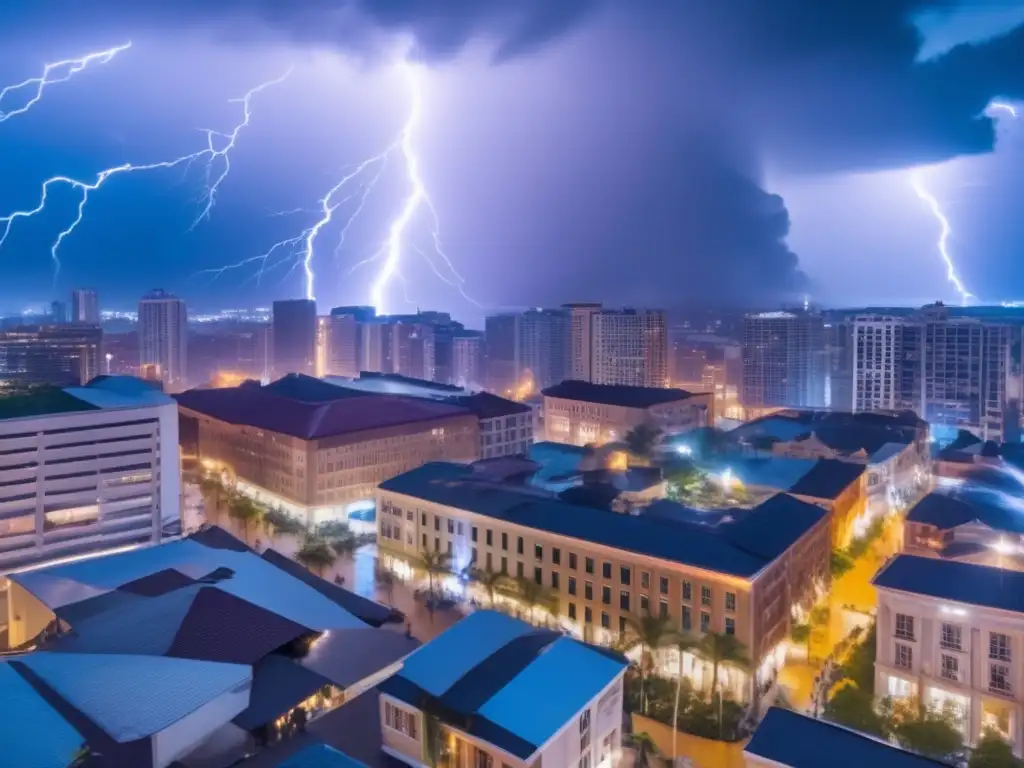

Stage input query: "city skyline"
[{"left": 0, "top": 3, "right": 1023, "bottom": 326}]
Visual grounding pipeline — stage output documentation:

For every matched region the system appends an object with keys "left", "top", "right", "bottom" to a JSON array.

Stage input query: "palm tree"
[
  {"left": 295, "top": 536, "right": 338, "bottom": 577},
  {"left": 198, "top": 475, "right": 226, "bottom": 519},
  {"left": 467, "top": 566, "right": 510, "bottom": 607},
  {"left": 514, "top": 576, "right": 556, "bottom": 625},
  {"left": 228, "top": 493, "right": 262, "bottom": 545},
  {"left": 330, "top": 534, "right": 358, "bottom": 559},
  {"left": 419, "top": 550, "right": 453, "bottom": 598},
  {"left": 671, "top": 633, "right": 703, "bottom": 760},
  {"left": 699, "top": 631, "right": 752, "bottom": 702},
  {"left": 624, "top": 424, "right": 662, "bottom": 465},
  {"left": 622, "top": 611, "right": 680, "bottom": 715}
]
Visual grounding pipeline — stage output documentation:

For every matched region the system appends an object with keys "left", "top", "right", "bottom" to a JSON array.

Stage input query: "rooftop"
[
  {"left": 0, "top": 661, "right": 85, "bottom": 768},
  {"left": 873, "top": 554, "right": 1024, "bottom": 614},
  {"left": 787, "top": 459, "right": 866, "bottom": 499},
  {"left": 0, "top": 385, "right": 99, "bottom": 421},
  {"left": 378, "top": 610, "right": 626, "bottom": 761},
  {"left": 541, "top": 380, "right": 697, "bottom": 409},
  {"left": 0, "top": 375, "right": 177, "bottom": 423},
  {"left": 745, "top": 707, "right": 950, "bottom": 767},
  {"left": 176, "top": 377, "right": 472, "bottom": 440},
  {"left": 279, "top": 744, "right": 370, "bottom": 768},
  {"left": 906, "top": 487, "right": 1024, "bottom": 535},
  {"left": 379, "top": 463, "right": 826, "bottom": 578}
]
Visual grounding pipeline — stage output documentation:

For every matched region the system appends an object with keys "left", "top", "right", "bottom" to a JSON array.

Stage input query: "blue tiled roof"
[
  {"left": 907, "top": 487, "right": 1024, "bottom": 535},
  {"left": 745, "top": 707, "right": 949, "bottom": 767},
  {"left": 787, "top": 459, "right": 865, "bottom": 500},
  {"left": 723, "top": 494, "right": 828, "bottom": 562},
  {"left": 380, "top": 464, "right": 772, "bottom": 577},
  {"left": 0, "top": 662, "right": 84, "bottom": 768},
  {"left": 20, "top": 652, "right": 252, "bottom": 741},
  {"left": 380, "top": 611, "right": 626, "bottom": 760},
  {"left": 279, "top": 743, "right": 370, "bottom": 768},
  {"left": 873, "top": 555, "right": 1024, "bottom": 613}
]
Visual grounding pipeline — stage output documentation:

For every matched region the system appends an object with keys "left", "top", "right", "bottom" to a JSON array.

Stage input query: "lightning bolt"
[
  {"left": 0, "top": 69, "right": 289, "bottom": 280},
  {"left": 0, "top": 43, "right": 131, "bottom": 123},
  {"left": 910, "top": 173, "right": 973, "bottom": 306},
  {"left": 225, "top": 60, "right": 477, "bottom": 311}
]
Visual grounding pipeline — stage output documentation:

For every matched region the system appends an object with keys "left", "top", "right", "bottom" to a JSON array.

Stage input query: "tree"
[
  {"left": 671, "top": 632, "right": 703, "bottom": 760},
  {"left": 295, "top": 536, "right": 338, "bottom": 577},
  {"left": 376, "top": 567, "right": 396, "bottom": 605},
  {"left": 624, "top": 731, "right": 660, "bottom": 768},
  {"left": 514, "top": 576, "right": 556, "bottom": 625},
  {"left": 699, "top": 632, "right": 751, "bottom": 702},
  {"left": 790, "top": 623, "right": 812, "bottom": 658},
  {"left": 823, "top": 683, "right": 890, "bottom": 738},
  {"left": 830, "top": 549, "right": 855, "bottom": 578},
  {"left": 622, "top": 611, "right": 680, "bottom": 715},
  {"left": 198, "top": 475, "right": 228, "bottom": 519},
  {"left": 624, "top": 424, "right": 662, "bottom": 465},
  {"left": 330, "top": 535, "right": 358, "bottom": 559},
  {"left": 970, "top": 730, "right": 1022, "bottom": 768},
  {"left": 467, "top": 566, "right": 510, "bottom": 607},
  {"left": 665, "top": 463, "right": 706, "bottom": 503},
  {"left": 893, "top": 702, "right": 964, "bottom": 761},
  {"left": 419, "top": 550, "right": 453, "bottom": 597},
  {"left": 263, "top": 507, "right": 304, "bottom": 537},
  {"left": 839, "top": 622, "right": 877, "bottom": 694},
  {"left": 228, "top": 493, "right": 262, "bottom": 545}
]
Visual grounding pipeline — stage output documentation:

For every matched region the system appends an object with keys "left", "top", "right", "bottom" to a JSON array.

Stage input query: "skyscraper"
[
  {"left": 852, "top": 315, "right": 906, "bottom": 412},
  {"left": 139, "top": 289, "right": 187, "bottom": 391},
  {"left": 484, "top": 313, "right": 521, "bottom": 397},
  {"left": 520, "top": 308, "right": 570, "bottom": 391},
  {"left": 590, "top": 308, "right": 669, "bottom": 388},
  {"left": 742, "top": 310, "right": 827, "bottom": 412},
  {"left": 71, "top": 289, "right": 100, "bottom": 325},
  {"left": 272, "top": 299, "right": 317, "bottom": 377},
  {"left": 565, "top": 303, "right": 601, "bottom": 382},
  {"left": 452, "top": 332, "right": 484, "bottom": 389},
  {"left": 328, "top": 306, "right": 375, "bottom": 378},
  {"left": 0, "top": 325, "right": 102, "bottom": 385}
]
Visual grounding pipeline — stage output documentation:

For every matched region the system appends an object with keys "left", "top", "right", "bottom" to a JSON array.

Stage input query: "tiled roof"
[
  {"left": 906, "top": 488, "right": 1024, "bottom": 535},
  {"left": 175, "top": 382, "right": 472, "bottom": 440},
  {"left": 0, "top": 662, "right": 85, "bottom": 768},
  {"left": 380, "top": 463, "right": 823, "bottom": 578},
  {"left": 905, "top": 492, "right": 978, "bottom": 529},
  {"left": 443, "top": 391, "right": 532, "bottom": 419},
  {"left": 745, "top": 707, "right": 949, "bottom": 767},
  {"left": 873, "top": 554, "right": 1024, "bottom": 614},
  {"left": 541, "top": 380, "right": 695, "bottom": 408},
  {"left": 18, "top": 652, "right": 252, "bottom": 742},
  {"left": 232, "top": 654, "right": 332, "bottom": 731},
  {"left": 787, "top": 459, "right": 865, "bottom": 499},
  {"left": 278, "top": 743, "right": 370, "bottom": 768},
  {"left": 379, "top": 611, "right": 626, "bottom": 760},
  {"left": 723, "top": 494, "right": 829, "bottom": 561}
]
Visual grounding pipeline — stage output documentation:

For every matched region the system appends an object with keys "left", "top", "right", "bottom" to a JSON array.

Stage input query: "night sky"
[{"left": 1, "top": 1, "right": 1023, "bottom": 326}]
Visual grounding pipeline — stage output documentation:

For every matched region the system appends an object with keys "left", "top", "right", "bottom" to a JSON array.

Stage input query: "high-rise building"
[
  {"left": 484, "top": 313, "right": 521, "bottom": 397},
  {"left": 389, "top": 319, "right": 436, "bottom": 381},
  {"left": 452, "top": 332, "right": 484, "bottom": 389},
  {"left": 139, "top": 289, "right": 188, "bottom": 391},
  {"left": 0, "top": 376, "right": 179, "bottom": 574},
  {"left": 565, "top": 303, "right": 601, "bottom": 381},
  {"left": 71, "top": 289, "right": 100, "bottom": 325},
  {"left": 590, "top": 308, "right": 669, "bottom": 388},
  {"left": 742, "top": 310, "right": 827, "bottom": 412},
  {"left": 49, "top": 301, "right": 67, "bottom": 324},
  {"left": 315, "top": 315, "right": 330, "bottom": 377},
  {"left": 826, "top": 319, "right": 854, "bottom": 410},
  {"left": 520, "top": 308, "right": 570, "bottom": 391},
  {"left": 852, "top": 315, "right": 907, "bottom": 412},
  {"left": 272, "top": 298, "right": 317, "bottom": 377},
  {"left": 328, "top": 306, "right": 375, "bottom": 378},
  {"left": 0, "top": 325, "right": 102, "bottom": 386}
]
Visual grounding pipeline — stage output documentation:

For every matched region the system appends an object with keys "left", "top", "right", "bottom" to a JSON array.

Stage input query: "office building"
[
  {"left": 542, "top": 380, "right": 712, "bottom": 446},
  {"left": 176, "top": 374, "right": 479, "bottom": 526},
  {"left": 272, "top": 298, "right": 317, "bottom": 377},
  {"left": 566, "top": 302, "right": 602, "bottom": 381},
  {"left": 874, "top": 555, "right": 1024, "bottom": 754},
  {"left": 139, "top": 289, "right": 188, "bottom": 391},
  {"left": 485, "top": 313, "right": 521, "bottom": 397},
  {"left": 520, "top": 308, "right": 571, "bottom": 391},
  {"left": 378, "top": 462, "right": 832, "bottom": 701},
  {"left": 379, "top": 610, "right": 627, "bottom": 768},
  {"left": 590, "top": 308, "right": 669, "bottom": 388},
  {"left": 826, "top": 319, "right": 854, "bottom": 411},
  {"left": 0, "top": 324, "right": 102, "bottom": 386},
  {"left": 431, "top": 318, "right": 466, "bottom": 386},
  {"left": 71, "top": 288, "right": 100, "bottom": 324},
  {"left": 388, "top": 318, "right": 436, "bottom": 381},
  {"left": 327, "top": 306, "right": 375, "bottom": 378},
  {"left": 0, "top": 376, "right": 179, "bottom": 575},
  {"left": 852, "top": 315, "right": 909, "bottom": 412},
  {"left": 452, "top": 332, "right": 484, "bottom": 389},
  {"left": 742, "top": 310, "right": 827, "bottom": 413}
]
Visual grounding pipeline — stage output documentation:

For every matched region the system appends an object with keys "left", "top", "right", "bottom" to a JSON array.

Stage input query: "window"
[
  {"left": 471, "top": 548, "right": 477, "bottom": 563},
  {"left": 535, "top": 544, "right": 544, "bottom": 561},
  {"left": 585, "top": 606, "right": 593, "bottom": 624},
  {"left": 895, "top": 613, "right": 915, "bottom": 641},
  {"left": 434, "top": 537, "right": 440, "bottom": 552},
  {"left": 603, "top": 562, "right": 612, "bottom": 579},
  {"left": 579, "top": 709, "right": 592, "bottom": 768},
  {"left": 567, "top": 577, "right": 577, "bottom": 595},
  {"left": 619, "top": 591, "right": 630, "bottom": 611},
  {"left": 941, "top": 654, "right": 959, "bottom": 682},
  {"left": 602, "top": 586, "right": 611, "bottom": 605},
  {"left": 619, "top": 616, "right": 627, "bottom": 635},
  {"left": 534, "top": 566, "right": 542, "bottom": 585},
  {"left": 991, "top": 663, "right": 1013, "bottom": 694},
  {"left": 435, "top": 517, "right": 441, "bottom": 532},
  {"left": 447, "top": 541, "right": 453, "bottom": 554},
  {"left": 700, "top": 611, "right": 711, "bottom": 633},
  {"left": 472, "top": 526, "right": 478, "bottom": 542},
  {"left": 640, "top": 595, "right": 649, "bottom": 613},
  {"left": 517, "top": 562, "right": 524, "bottom": 578},
  {"left": 486, "top": 552, "right": 492, "bottom": 570},
  {"left": 990, "top": 632, "right": 1012, "bottom": 662},
  {"left": 940, "top": 623, "right": 962, "bottom": 652},
  {"left": 585, "top": 581, "right": 593, "bottom": 600},
  {"left": 682, "top": 581, "right": 692, "bottom": 601},
  {"left": 701, "top": 586, "right": 712, "bottom": 606},
  {"left": 552, "top": 547, "right": 561, "bottom": 566},
  {"left": 568, "top": 602, "right": 577, "bottom": 620},
  {"left": 601, "top": 611, "right": 610, "bottom": 629},
  {"left": 585, "top": 557, "right": 595, "bottom": 574},
  {"left": 501, "top": 556, "right": 508, "bottom": 573},
  {"left": 725, "top": 592, "right": 736, "bottom": 612},
  {"left": 552, "top": 572, "right": 560, "bottom": 589},
  {"left": 422, "top": 533, "right": 427, "bottom": 548},
  {"left": 659, "top": 599, "right": 669, "bottom": 619},
  {"left": 682, "top": 606, "right": 692, "bottom": 631},
  {"left": 725, "top": 617, "right": 735, "bottom": 636},
  {"left": 475, "top": 749, "right": 493, "bottom": 768},
  {"left": 457, "top": 522, "right": 463, "bottom": 536},
  {"left": 895, "top": 643, "right": 913, "bottom": 670},
  {"left": 659, "top": 576, "right": 669, "bottom": 595},
  {"left": 384, "top": 701, "right": 419, "bottom": 739},
  {"left": 517, "top": 536, "right": 524, "bottom": 555},
  {"left": 620, "top": 566, "right": 631, "bottom": 586},
  {"left": 486, "top": 529, "right": 493, "bottom": 546},
  {"left": 501, "top": 532, "right": 508, "bottom": 550},
  {"left": 641, "top": 571, "right": 650, "bottom": 589},
  {"left": 569, "top": 553, "right": 578, "bottom": 570}
]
